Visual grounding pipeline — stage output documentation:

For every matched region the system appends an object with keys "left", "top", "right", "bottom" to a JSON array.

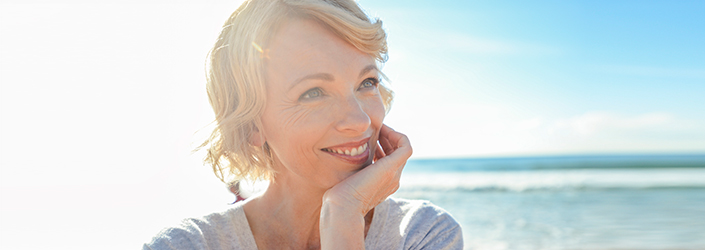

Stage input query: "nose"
[{"left": 334, "top": 95, "right": 371, "bottom": 134}]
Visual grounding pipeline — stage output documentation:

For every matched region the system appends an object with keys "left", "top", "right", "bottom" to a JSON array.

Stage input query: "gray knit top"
[{"left": 144, "top": 197, "right": 463, "bottom": 249}]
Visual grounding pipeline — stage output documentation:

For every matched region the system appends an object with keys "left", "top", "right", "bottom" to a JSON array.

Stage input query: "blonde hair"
[{"left": 201, "top": 0, "right": 393, "bottom": 183}]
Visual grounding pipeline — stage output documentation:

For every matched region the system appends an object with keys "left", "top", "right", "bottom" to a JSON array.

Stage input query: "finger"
[
  {"left": 374, "top": 143, "right": 386, "bottom": 162},
  {"left": 380, "top": 125, "right": 409, "bottom": 148},
  {"left": 379, "top": 132, "right": 394, "bottom": 155},
  {"left": 373, "top": 143, "right": 411, "bottom": 171},
  {"left": 379, "top": 124, "right": 412, "bottom": 157}
]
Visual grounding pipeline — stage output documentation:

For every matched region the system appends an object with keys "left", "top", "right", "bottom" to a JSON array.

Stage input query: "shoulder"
[
  {"left": 369, "top": 197, "right": 463, "bottom": 250},
  {"left": 385, "top": 197, "right": 457, "bottom": 224},
  {"left": 143, "top": 202, "right": 257, "bottom": 250},
  {"left": 385, "top": 197, "right": 462, "bottom": 236}
]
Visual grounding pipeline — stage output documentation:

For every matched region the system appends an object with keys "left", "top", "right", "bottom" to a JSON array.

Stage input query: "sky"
[
  {"left": 0, "top": 0, "right": 704, "bottom": 249},
  {"left": 361, "top": 0, "right": 705, "bottom": 158}
]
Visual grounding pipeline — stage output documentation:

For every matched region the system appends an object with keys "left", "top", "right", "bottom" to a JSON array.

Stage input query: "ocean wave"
[
  {"left": 404, "top": 154, "right": 705, "bottom": 172},
  {"left": 398, "top": 168, "right": 705, "bottom": 192}
]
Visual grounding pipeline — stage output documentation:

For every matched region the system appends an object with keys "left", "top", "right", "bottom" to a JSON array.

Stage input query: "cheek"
[
  {"left": 364, "top": 95, "right": 386, "bottom": 126},
  {"left": 261, "top": 106, "right": 329, "bottom": 155},
  {"left": 363, "top": 97, "right": 385, "bottom": 159}
]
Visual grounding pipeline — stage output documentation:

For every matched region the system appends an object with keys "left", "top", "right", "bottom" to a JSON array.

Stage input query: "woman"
[{"left": 145, "top": 0, "right": 462, "bottom": 249}]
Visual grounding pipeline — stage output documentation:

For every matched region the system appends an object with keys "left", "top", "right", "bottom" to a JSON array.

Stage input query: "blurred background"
[{"left": 1, "top": 0, "right": 704, "bottom": 249}]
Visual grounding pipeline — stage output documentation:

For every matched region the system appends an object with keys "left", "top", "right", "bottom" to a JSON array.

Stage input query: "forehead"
[{"left": 265, "top": 18, "right": 374, "bottom": 84}]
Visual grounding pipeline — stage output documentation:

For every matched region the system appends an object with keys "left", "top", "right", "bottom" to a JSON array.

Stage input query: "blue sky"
[{"left": 358, "top": 0, "right": 705, "bottom": 157}]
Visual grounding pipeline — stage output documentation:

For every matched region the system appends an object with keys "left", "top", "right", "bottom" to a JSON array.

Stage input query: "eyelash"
[
  {"left": 359, "top": 77, "right": 380, "bottom": 90},
  {"left": 299, "top": 87, "right": 323, "bottom": 100},
  {"left": 298, "top": 77, "right": 380, "bottom": 101}
]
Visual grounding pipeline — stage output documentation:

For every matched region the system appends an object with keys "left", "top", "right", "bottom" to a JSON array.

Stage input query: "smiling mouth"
[{"left": 321, "top": 143, "right": 369, "bottom": 156}]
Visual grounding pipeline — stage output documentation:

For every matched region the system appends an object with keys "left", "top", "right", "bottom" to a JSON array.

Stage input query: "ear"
[{"left": 249, "top": 125, "right": 266, "bottom": 147}]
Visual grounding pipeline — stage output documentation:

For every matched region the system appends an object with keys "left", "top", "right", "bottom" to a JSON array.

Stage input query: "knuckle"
[{"left": 388, "top": 184, "right": 399, "bottom": 195}]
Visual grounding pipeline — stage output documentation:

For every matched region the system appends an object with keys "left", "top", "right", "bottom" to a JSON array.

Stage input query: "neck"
[{"left": 244, "top": 172, "right": 328, "bottom": 249}]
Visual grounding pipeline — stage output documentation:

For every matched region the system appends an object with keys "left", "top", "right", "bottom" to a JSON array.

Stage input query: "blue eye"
[
  {"left": 359, "top": 78, "right": 379, "bottom": 89},
  {"left": 299, "top": 87, "right": 323, "bottom": 100}
]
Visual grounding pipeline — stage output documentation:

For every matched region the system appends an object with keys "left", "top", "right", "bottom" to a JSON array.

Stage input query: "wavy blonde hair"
[{"left": 201, "top": 0, "right": 393, "bottom": 183}]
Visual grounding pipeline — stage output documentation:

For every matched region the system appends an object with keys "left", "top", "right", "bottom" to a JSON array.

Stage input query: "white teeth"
[{"left": 326, "top": 143, "right": 368, "bottom": 156}]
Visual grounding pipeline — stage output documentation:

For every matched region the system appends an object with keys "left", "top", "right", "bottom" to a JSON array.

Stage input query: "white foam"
[{"left": 399, "top": 168, "right": 705, "bottom": 192}]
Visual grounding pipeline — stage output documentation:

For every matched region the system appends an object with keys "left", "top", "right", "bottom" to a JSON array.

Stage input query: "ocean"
[{"left": 393, "top": 154, "right": 705, "bottom": 250}]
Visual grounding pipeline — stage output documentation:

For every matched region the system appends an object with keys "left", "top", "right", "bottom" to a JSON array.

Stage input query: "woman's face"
[{"left": 259, "top": 18, "right": 385, "bottom": 189}]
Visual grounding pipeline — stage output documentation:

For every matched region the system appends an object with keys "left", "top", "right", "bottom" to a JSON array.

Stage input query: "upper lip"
[{"left": 322, "top": 137, "right": 371, "bottom": 151}]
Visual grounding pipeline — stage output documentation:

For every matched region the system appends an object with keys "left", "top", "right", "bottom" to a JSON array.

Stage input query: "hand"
[
  {"left": 322, "top": 124, "right": 413, "bottom": 215},
  {"left": 319, "top": 124, "right": 411, "bottom": 249}
]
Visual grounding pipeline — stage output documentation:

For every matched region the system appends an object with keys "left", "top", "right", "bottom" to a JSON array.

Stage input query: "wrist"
[
  {"left": 320, "top": 198, "right": 366, "bottom": 249},
  {"left": 322, "top": 189, "right": 366, "bottom": 216}
]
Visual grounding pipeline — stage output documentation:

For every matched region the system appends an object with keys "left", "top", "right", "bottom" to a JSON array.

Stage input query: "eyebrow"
[
  {"left": 358, "top": 64, "right": 378, "bottom": 79},
  {"left": 289, "top": 64, "right": 378, "bottom": 91}
]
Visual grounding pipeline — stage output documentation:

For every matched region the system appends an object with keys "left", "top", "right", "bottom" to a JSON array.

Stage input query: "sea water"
[{"left": 393, "top": 154, "right": 705, "bottom": 250}]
